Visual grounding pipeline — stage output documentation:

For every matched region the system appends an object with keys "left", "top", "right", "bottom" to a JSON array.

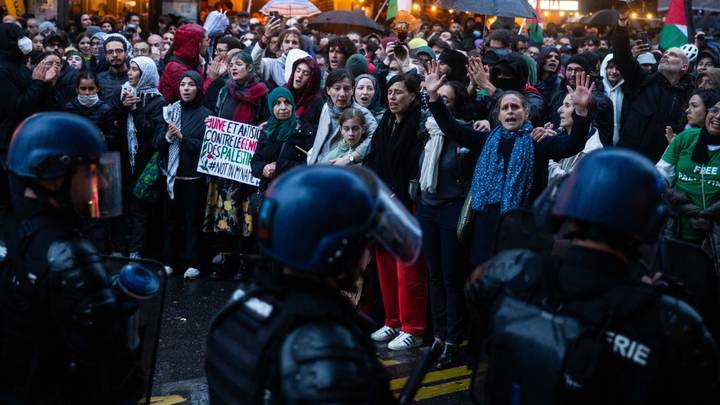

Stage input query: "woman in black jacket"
[
  {"left": 251, "top": 87, "right": 312, "bottom": 191},
  {"left": 110, "top": 55, "right": 166, "bottom": 259},
  {"left": 425, "top": 60, "right": 590, "bottom": 266},
  {"left": 154, "top": 71, "right": 212, "bottom": 279},
  {"left": 365, "top": 73, "right": 429, "bottom": 352}
]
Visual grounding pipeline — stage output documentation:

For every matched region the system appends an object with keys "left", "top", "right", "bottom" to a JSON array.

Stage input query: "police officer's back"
[
  {"left": 466, "top": 149, "right": 720, "bottom": 404},
  {"left": 206, "top": 166, "right": 421, "bottom": 404},
  {"left": 0, "top": 113, "right": 145, "bottom": 404}
]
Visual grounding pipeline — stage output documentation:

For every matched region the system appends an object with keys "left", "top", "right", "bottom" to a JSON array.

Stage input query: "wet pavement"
[{"left": 150, "top": 274, "right": 477, "bottom": 404}]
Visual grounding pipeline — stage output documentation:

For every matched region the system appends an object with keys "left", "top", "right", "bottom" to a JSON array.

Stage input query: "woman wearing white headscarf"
[{"left": 112, "top": 55, "right": 166, "bottom": 259}]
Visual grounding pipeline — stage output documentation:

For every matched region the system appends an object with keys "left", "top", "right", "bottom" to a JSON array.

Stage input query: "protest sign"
[{"left": 197, "top": 116, "right": 261, "bottom": 186}]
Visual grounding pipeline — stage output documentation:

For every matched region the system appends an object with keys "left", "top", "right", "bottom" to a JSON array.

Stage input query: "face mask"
[
  {"left": 494, "top": 78, "right": 525, "bottom": 92},
  {"left": 243, "top": 40, "right": 253, "bottom": 48},
  {"left": 473, "top": 30, "right": 482, "bottom": 38},
  {"left": 77, "top": 94, "right": 100, "bottom": 107},
  {"left": 17, "top": 37, "right": 32, "bottom": 55},
  {"left": 386, "top": 72, "right": 397, "bottom": 81}
]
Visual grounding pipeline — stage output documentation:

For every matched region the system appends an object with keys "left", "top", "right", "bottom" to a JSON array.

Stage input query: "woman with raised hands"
[{"left": 424, "top": 59, "right": 591, "bottom": 266}]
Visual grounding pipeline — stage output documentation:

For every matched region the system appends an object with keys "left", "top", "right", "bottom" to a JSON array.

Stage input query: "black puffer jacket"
[
  {"left": 0, "top": 23, "right": 51, "bottom": 152},
  {"left": 63, "top": 97, "right": 117, "bottom": 135},
  {"left": 250, "top": 123, "right": 314, "bottom": 190},
  {"left": 613, "top": 25, "right": 696, "bottom": 162}
]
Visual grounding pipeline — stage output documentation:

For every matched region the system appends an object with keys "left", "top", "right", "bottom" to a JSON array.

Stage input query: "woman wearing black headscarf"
[{"left": 154, "top": 71, "right": 212, "bottom": 279}]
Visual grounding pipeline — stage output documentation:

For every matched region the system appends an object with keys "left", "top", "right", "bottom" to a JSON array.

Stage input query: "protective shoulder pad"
[
  {"left": 47, "top": 239, "right": 103, "bottom": 273},
  {"left": 479, "top": 249, "right": 543, "bottom": 290},
  {"left": 279, "top": 321, "right": 380, "bottom": 403}
]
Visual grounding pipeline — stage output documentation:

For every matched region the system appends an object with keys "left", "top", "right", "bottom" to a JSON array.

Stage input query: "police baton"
[{"left": 398, "top": 342, "right": 443, "bottom": 405}]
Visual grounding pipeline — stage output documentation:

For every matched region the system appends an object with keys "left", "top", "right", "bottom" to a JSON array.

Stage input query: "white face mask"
[
  {"left": 77, "top": 94, "right": 100, "bottom": 107},
  {"left": 17, "top": 37, "right": 32, "bottom": 55},
  {"left": 243, "top": 39, "right": 253, "bottom": 48}
]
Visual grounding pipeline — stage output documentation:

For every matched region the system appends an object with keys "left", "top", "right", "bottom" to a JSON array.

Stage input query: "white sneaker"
[
  {"left": 163, "top": 266, "right": 174, "bottom": 276},
  {"left": 183, "top": 267, "right": 200, "bottom": 279},
  {"left": 371, "top": 326, "right": 400, "bottom": 342},
  {"left": 388, "top": 332, "right": 422, "bottom": 351}
]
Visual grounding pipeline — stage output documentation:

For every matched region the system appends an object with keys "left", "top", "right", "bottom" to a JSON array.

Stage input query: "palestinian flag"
[
  {"left": 659, "top": 0, "right": 688, "bottom": 50},
  {"left": 387, "top": 0, "right": 411, "bottom": 21},
  {"left": 528, "top": 0, "right": 544, "bottom": 44}
]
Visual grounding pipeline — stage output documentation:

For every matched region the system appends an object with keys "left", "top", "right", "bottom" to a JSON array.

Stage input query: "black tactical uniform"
[
  {"left": 467, "top": 247, "right": 719, "bottom": 405},
  {"left": 0, "top": 197, "right": 144, "bottom": 404},
  {"left": 466, "top": 149, "right": 720, "bottom": 405},
  {"left": 205, "top": 165, "right": 422, "bottom": 404},
  {"left": 207, "top": 273, "right": 395, "bottom": 404},
  {"left": 0, "top": 112, "right": 145, "bottom": 404}
]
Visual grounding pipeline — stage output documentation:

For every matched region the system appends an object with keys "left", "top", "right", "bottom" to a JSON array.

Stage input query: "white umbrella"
[{"left": 260, "top": 0, "right": 321, "bottom": 18}]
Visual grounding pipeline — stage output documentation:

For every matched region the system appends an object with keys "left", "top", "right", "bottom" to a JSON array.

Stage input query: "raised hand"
[
  {"left": 473, "top": 120, "right": 491, "bottom": 132},
  {"left": 424, "top": 60, "right": 446, "bottom": 100},
  {"left": 567, "top": 71, "right": 594, "bottom": 116},
  {"left": 665, "top": 126, "right": 677, "bottom": 144}
]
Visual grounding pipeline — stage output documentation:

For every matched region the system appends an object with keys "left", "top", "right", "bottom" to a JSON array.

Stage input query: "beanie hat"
[
  {"left": 412, "top": 45, "right": 435, "bottom": 60},
  {"left": 407, "top": 37, "right": 428, "bottom": 49},
  {"left": 566, "top": 53, "right": 592, "bottom": 73},
  {"left": 38, "top": 21, "right": 57, "bottom": 34},
  {"left": 345, "top": 53, "right": 369, "bottom": 78}
]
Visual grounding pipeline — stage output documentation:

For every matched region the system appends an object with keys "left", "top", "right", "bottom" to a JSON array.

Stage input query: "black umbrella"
[
  {"left": 441, "top": 0, "right": 536, "bottom": 19},
  {"left": 308, "top": 10, "right": 386, "bottom": 36},
  {"left": 583, "top": 9, "right": 620, "bottom": 26}
]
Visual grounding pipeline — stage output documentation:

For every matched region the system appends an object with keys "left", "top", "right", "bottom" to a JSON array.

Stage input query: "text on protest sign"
[{"left": 197, "top": 116, "right": 261, "bottom": 186}]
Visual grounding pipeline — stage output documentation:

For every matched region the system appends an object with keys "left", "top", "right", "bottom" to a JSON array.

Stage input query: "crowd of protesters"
[{"left": 1, "top": 3, "right": 720, "bottom": 362}]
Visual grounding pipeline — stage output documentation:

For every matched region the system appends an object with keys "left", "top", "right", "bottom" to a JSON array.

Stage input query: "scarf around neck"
[
  {"left": 471, "top": 121, "right": 535, "bottom": 213},
  {"left": 122, "top": 56, "right": 162, "bottom": 173},
  {"left": 226, "top": 77, "right": 269, "bottom": 123},
  {"left": 692, "top": 127, "right": 720, "bottom": 164}
]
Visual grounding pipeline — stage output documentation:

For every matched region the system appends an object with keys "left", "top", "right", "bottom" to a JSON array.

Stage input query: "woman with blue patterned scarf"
[{"left": 425, "top": 60, "right": 593, "bottom": 266}]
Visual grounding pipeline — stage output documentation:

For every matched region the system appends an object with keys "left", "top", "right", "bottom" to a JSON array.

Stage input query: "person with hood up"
[
  {"left": 534, "top": 46, "right": 562, "bottom": 99},
  {"left": 155, "top": 71, "right": 212, "bottom": 280},
  {"left": 0, "top": 23, "right": 59, "bottom": 206},
  {"left": 438, "top": 49, "right": 468, "bottom": 85},
  {"left": 547, "top": 53, "right": 615, "bottom": 146},
  {"left": 600, "top": 53, "right": 626, "bottom": 145},
  {"left": 251, "top": 18, "right": 305, "bottom": 87},
  {"left": 159, "top": 23, "right": 209, "bottom": 103},
  {"left": 111, "top": 55, "right": 166, "bottom": 259},
  {"left": 284, "top": 55, "right": 323, "bottom": 130}
]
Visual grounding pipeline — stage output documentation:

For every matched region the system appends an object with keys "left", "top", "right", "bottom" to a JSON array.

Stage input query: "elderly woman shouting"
[{"left": 425, "top": 60, "right": 591, "bottom": 266}]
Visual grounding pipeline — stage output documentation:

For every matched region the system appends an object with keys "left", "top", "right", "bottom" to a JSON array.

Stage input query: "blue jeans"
[{"left": 417, "top": 200, "right": 469, "bottom": 344}]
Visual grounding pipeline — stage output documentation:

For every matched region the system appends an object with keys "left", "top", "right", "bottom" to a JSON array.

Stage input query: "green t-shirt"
[{"left": 662, "top": 128, "right": 720, "bottom": 240}]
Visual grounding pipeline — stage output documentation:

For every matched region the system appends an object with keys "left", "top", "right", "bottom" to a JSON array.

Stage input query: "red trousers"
[{"left": 375, "top": 248, "right": 427, "bottom": 336}]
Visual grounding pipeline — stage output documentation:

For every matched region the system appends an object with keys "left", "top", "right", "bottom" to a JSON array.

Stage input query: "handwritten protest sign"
[{"left": 197, "top": 116, "right": 261, "bottom": 186}]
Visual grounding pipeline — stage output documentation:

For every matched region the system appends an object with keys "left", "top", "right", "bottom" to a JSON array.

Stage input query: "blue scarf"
[{"left": 471, "top": 121, "right": 535, "bottom": 213}]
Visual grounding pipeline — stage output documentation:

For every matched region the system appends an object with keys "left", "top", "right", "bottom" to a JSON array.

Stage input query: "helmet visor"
[
  {"left": 83, "top": 152, "right": 122, "bottom": 218},
  {"left": 369, "top": 182, "right": 422, "bottom": 264}
]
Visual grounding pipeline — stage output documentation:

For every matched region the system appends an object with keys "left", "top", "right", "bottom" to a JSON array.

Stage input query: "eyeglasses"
[{"left": 565, "top": 66, "right": 585, "bottom": 74}]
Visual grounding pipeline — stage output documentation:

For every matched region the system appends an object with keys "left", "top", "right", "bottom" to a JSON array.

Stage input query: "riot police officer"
[
  {"left": 466, "top": 149, "right": 720, "bottom": 404},
  {"left": 0, "top": 112, "right": 146, "bottom": 404},
  {"left": 206, "top": 165, "right": 421, "bottom": 404}
]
